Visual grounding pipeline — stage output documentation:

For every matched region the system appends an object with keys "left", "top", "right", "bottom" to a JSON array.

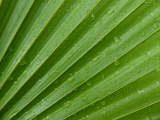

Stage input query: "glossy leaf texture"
[{"left": 0, "top": 0, "right": 160, "bottom": 120}]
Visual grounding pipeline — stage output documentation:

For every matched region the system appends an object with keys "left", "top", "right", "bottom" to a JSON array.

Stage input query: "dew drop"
[
  {"left": 107, "top": 8, "right": 115, "bottom": 14},
  {"left": 154, "top": 23, "right": 159, "bottom": 28},
  {"left": 82, "top": 97, "right": 89, "bottom": 103},
  {"left": 137, "top": 69, "right": 141, "bottom": 73},
  {"left": 138, "top": 90, "right": 144, "bottom": 94},
  {"left": 106, "top": 49, "right": 111, "bottom": 54},
  {"left": 114, "top": 37, "right": 120, "bottom": 43},
  {"left": 92, "top": 55, "right": 101, "bottom": 62},
  {"left": 114, "top": 59, "right": 120, "bottom": 66},
  {"left": 147, "top": 52, "right": 151, "bottom": 58},
  {"left": 101, "top": 107, "right": 106, "bottom": 114},
  {"left": 91, "top": 14, "right": 95, "bottom": 21},
  {"left": 86, "top": 81, "right": 91, "bottom": 86},
  {"left": 55, "top": 88, "right": 58, "bottom": 91},
  {"left": 90, "top": 29, "right": 95, "bottom": 34},
  {"left": 101, "top": 101, "right": 106, "bottom": 106},
  {"left": 64, "top": 101, "right": 72, "bottom": 108},
  {"left": 67, "top": 75, "right": 75, "bottom": 83},
  {"left": 141, "top": 32, "right": 145, "bottom": 37}
]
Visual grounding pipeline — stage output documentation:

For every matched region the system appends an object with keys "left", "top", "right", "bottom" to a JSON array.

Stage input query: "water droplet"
[
  {"left": 90, "top": 29, "right": 95, "bottom": 34},
  {"left": 141, "top": 32, "right": 145, "bottom": 37},
  {"left": 101, "top": 107, "right": 106, "bottom": 114},
  {"left": 114, "top": 37, "right": 120, "bottom": 43},
  {"left": 107, "top": 8, "right": 115, "bottom": 14},
  {"left": 64, "top": 101, "right": 71, "bottom": 108},
  {"left": 138, "top": 90, "right": 144, "bottom": 94},
  {"left": 84, "top": 66, "right": 89, "bottom": 70},
  {"left": 91, "top": 14, "right": 95, "bottom": 21},
  {"left": 137, "top": 69, "right": 141, "bottom": 73},
  {"left": 67, "top": 76, "right": 75, "bottom": 83},
  {"left": 82, "top": 97, "right": 89, "bottom": 103},
  {"left": 101, "top": 101, "right": 105, "bottom": 106},
  {"left": 114, "top": 59, "right": 120, "bottom": 66},
  {"left": 86, "top": 81, "right": 91, "bottom": 86},
  {"left": 154, "top": 23, "right": 159, "bottom": 28},
  {"left": 92, "top": 55, "right": 101, "bottom": 62},
  {"left": 106, "top": 49, "right": 111, "bottom": 54},
  {"left": 147, "top": 52, "right": 151, "bottom": 58}
]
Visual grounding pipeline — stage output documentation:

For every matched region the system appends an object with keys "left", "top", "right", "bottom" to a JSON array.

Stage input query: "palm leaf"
[{"left": 0, "top": 0, "right": 160, "bottom": 120}]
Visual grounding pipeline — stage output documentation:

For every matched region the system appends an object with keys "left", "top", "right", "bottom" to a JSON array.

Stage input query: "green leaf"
[{"left": 0, "top": 0, "right": 160, "bottom": 120}]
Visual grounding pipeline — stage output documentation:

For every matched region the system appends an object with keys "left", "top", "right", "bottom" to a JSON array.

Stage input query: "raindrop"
[
  {"left": 86, "top": 81, "right": 91, "bottom": 86},
  {"left": 141, "top": 32, "right": 145, "bottom": 37},
  {"left": 106, "top": 49, "right": 111, "bottom": 54},
  {"left": 64, "top": 101, "right": 72, "bottom": 108},
  {"left": 107, "top": 8, "right": 115, "bottom": 14},
  {"left": 67, "top": 75, "right": 75, "bottom": 83},
  {"left": 154, "top": 23, "right": 159, "bottom": 28},
  {"left": 101, "top": 101, "right": 106, "bottom": 106},
  {"left": 137, "top": 69, "right": 141, "bottom": 73},
  {"left": 90, "top": 29, "right": 95, "bottom": 34},
  {"left": 114, "top": 59, "right": 120, "bottom": 66},
  {"left": 82, "top": 97, "right": 89, "bottom": 103},
  {"left": 114, "top": 37, "right": 120, "bottom": 43},
  {"left": 92, "top": 55, "right": 101, "bottom": 62},
  {"left": 91, "top": 14, "right": 95, "bottom": 21},
  {"left": 138, "top": 90, "right": 144, "bottom": 94},
  {"left": 101, "top": 107, "right": 106, "bottom": 114},
  {"left": 147, "top": 52, "right": 151, "bottom": 58},
  {"left": 55, "top": 88, "right": 58, "bottom": 91}
]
